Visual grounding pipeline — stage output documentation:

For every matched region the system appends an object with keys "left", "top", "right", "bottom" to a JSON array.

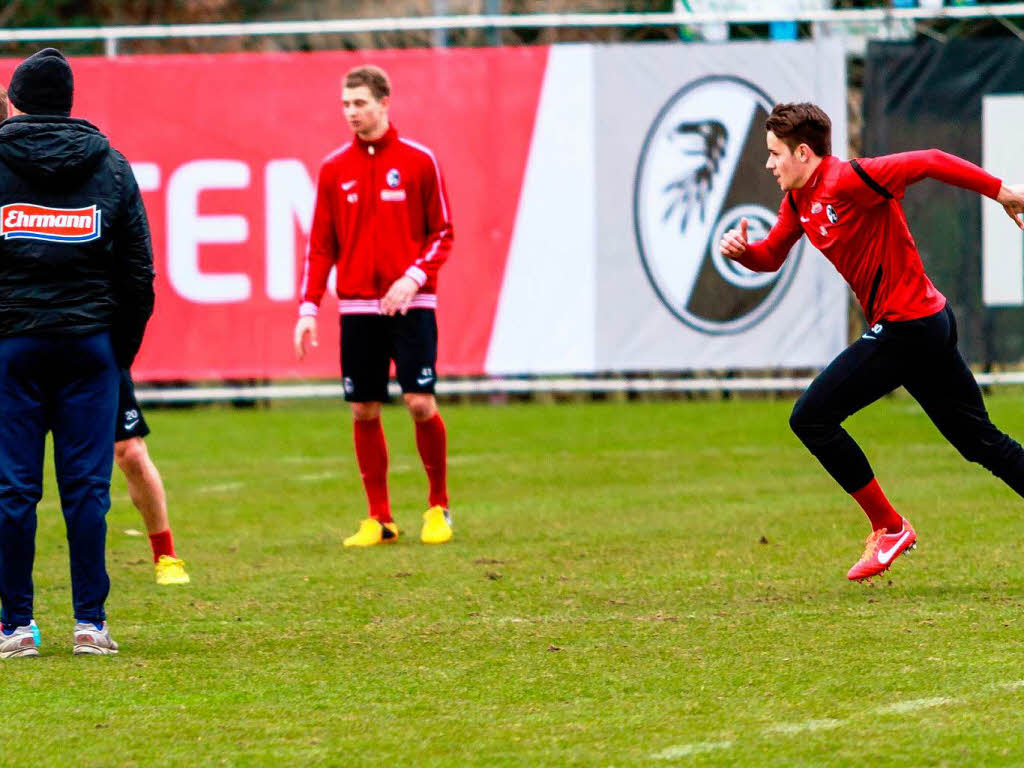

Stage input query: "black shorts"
[
  {"left": 115, "top": 369, "right": 150, "bottom": 442},
  {"left": 340, "top": 309, "right": 438, "bottom": 402}
]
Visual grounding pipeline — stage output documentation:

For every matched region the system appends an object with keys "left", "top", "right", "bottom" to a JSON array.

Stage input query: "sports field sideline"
[{"left": 9, "top": 394, "right": 1024, "bottom": 766}]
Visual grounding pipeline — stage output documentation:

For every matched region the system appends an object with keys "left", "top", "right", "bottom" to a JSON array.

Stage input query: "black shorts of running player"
[
  {"left": 115, "top": 368, "right": 150, "bottom": 442},
  {"left": 340, "top": 309, "right": 438, "bottom": 403}
]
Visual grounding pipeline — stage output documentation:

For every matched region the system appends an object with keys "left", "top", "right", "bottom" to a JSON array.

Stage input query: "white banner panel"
[
  {"left": 596, "top": 40, "right": 847, "bottom": 370},
  {"left": 486, "top": 39, "right": 848, "bottom": 374},
  {"left": 982, "top": 94, "right": 1024, "bottom": 307},
  {"left": 486, "top": 45, "right": 597, "bottom": 375}
]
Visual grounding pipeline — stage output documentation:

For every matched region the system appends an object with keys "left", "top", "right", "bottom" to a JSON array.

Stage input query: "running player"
[{"left": 719, "top": 102, "right": 1024, "bottom": 581}]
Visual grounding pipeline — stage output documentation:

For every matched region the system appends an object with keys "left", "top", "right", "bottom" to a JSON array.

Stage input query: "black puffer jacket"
[{"left": 0, "top": 114, "right": 154, "bottom": 367}]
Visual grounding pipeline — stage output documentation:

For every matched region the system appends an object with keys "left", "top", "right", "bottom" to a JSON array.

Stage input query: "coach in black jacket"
[{"left": 0, "top": 49, "right": 154, "bottom": 658}]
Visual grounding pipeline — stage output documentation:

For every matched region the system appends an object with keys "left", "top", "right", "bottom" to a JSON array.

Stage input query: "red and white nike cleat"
[{"left": 847, "top": 519, "right": 917, "bottom": 581}]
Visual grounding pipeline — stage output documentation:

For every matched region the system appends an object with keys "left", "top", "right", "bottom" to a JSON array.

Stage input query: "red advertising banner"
[{"left": 0, "top": 48, "right": 547, "bottom": 380}]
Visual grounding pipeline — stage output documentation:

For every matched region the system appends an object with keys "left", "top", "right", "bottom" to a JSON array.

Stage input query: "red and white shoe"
[{"left": 847, "top": 519, "right": 917, "bottom": 581}]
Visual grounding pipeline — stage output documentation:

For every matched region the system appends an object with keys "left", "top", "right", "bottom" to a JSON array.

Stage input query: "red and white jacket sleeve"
[
  {"left": 404, "top": 155, "right": 454, "bottom": 288},
  {"left": 299, "top": 163, "right": 339, "bottom": 317},
  {"left": 733, "top": 194, "right": 803, "bottom": 273}
]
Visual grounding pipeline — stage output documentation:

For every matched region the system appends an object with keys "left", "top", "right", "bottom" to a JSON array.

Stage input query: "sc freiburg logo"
[{"left": 633, "top": 76, "right": 804, "bottom": 335}]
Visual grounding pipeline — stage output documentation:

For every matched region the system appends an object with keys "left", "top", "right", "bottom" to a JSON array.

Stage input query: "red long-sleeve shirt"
[
  {"left": 299, "top": 125, "right": 454, "bottom": 316},
  {"left": 735, "top": 150, "right": 1002, "bottom": 324}
]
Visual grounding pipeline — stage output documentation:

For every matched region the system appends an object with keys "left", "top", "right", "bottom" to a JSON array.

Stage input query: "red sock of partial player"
[
  {"left": 415, "top": 412, "right": 449, "bottom": 509},
  {"left": 353, "top": 417, "right": 391, "bottom": 523},
  {"left": 148, "top": 529, "right": 176, "bottom": 563},
  {"left": 851, "top": 477, "right": 903, "bottom": 533}
]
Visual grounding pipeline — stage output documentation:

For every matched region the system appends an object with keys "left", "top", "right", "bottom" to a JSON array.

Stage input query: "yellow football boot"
[
  {"left": 155, "top": 555, "right": 191, "bottom": 585},
  {"left": 420, "top": 506, "right": 453, "bottom": 544},
  {"left": 343, "top": 518, "right": 399, "bottom": 547}
]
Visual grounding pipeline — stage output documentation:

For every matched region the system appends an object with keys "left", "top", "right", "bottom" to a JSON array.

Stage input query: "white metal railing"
[
  {"left": 134, "top": 371, "right": 1024, "bottom": 403},
  {"left": 1, "top": 4, "right": 1023, "bottom": 56}
]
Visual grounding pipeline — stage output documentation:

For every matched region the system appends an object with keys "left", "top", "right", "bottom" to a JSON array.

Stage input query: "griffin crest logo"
[
  {"left": 633, "top": 76, "right": 804, "bottom": 335},
  {"left": 663, "top": 119, "right": 728, "bottom": 230}
]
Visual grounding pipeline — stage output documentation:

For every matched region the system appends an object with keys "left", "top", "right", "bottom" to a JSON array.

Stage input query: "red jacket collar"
[
  {"left": 356, "top": 124, "right": 397, "bottom": 152},
  {"left": 802, "top": 154, "right": 837, "bottom": 192}
]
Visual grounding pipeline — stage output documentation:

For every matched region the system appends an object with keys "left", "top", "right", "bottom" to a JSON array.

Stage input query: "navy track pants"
[{"left": 0, "top": 332, "right": 118, "bottom": 627}]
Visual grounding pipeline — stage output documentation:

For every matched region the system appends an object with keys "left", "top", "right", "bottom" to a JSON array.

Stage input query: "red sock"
[
  {"left": 149, "top": 529, "right": 176, "bottom": 562},
  {"left": 851, "top": 478, "right": 903, "bottom": 533},
  {"left": 353, "top": 418, "right": 391, "bottom": 523},
  {"left": 415, "top": 412, "right": 449, "bottom": 509}
]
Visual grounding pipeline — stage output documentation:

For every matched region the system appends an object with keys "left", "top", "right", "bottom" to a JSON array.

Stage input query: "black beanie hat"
[{"left": 8, "top": 47, "right": 74, "bottom": 117}]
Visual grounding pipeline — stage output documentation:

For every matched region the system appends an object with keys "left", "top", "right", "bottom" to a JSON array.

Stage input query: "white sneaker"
[
  {"left": 73, "top": 621, "right": 119, "bottom": 655},
  {"left": 0, "top": 624, "right": 39, "bottom": 659}
]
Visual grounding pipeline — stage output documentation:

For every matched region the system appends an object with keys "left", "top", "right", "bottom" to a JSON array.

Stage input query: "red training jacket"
[
  {"left": 299, "top": 124, "right": 454, "bottom": 316},
  {"left": 735, "top": 150, "right": 1002, "bottom": 325}
]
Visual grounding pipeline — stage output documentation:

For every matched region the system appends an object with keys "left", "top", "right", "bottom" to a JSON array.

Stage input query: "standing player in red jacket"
[
  {"left": 719, "top": 102, "right": 1024, "bottom": 581},
  {"left": 294, "top": 65, "right": 454, "bottom": 547}
]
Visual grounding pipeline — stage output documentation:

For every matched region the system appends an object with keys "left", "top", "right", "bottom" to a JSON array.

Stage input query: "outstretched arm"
[
  {"left": 852, "top": 152, "right": 1024, "bottom": 230},
  {"left": 851, "top": 149, "right": 1003, "bottom": 202}
]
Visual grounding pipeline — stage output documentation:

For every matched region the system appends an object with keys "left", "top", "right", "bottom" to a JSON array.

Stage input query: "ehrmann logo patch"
[{"left": 1, "top": 203, "right": 102, "bottom": 243}]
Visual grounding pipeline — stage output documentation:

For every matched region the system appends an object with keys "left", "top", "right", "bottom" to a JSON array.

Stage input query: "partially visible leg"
[
  {"left": 405, "top": 393, "right": 449, "bottom": 510},
  {"left": 351, "top": 401, "right": 391, "bottom": 523},
  {"left": 341, "top": 313, "right": 394, "bottom": 542},
  {"left": 792, "top": 334, "right": 921, "bottom": 581},
  {"left": 114, "top": 369, "right": 180, "bottom": 564},
  {"left": 51, "top": 334, "right": 118, "bottom": 626},
  {"left": 394, "top": 310, "right": 451, "bottom": 543},
  {"left": 905, "top": 311, "right": 1024, "bottom": 496},
  {"left": 396, "top": 310, "right": 447, "bottom": 508},
  {"left": 115, "top": 438, "right": 172, "bottom": 553},
  {"left": 789, "top": 330, "right": 905, "bottom": 531},
  {"left": 0, "top": 337, "right": 46, "bottom": 634},
  {"left": 343, "top": 401, "right": 398, "bottom": 546},
  {"left": 115, "top": 435, "right": 189, "bottom": 585}
]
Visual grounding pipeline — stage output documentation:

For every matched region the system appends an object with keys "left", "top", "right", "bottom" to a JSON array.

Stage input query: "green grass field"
[{"left": 6, "top": 393, "right": 1024, "bottom": 766}]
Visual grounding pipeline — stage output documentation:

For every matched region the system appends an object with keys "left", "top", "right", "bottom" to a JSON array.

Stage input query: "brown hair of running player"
[{"left": 766, "top": 102, "right": 832, "bottom": 157}]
